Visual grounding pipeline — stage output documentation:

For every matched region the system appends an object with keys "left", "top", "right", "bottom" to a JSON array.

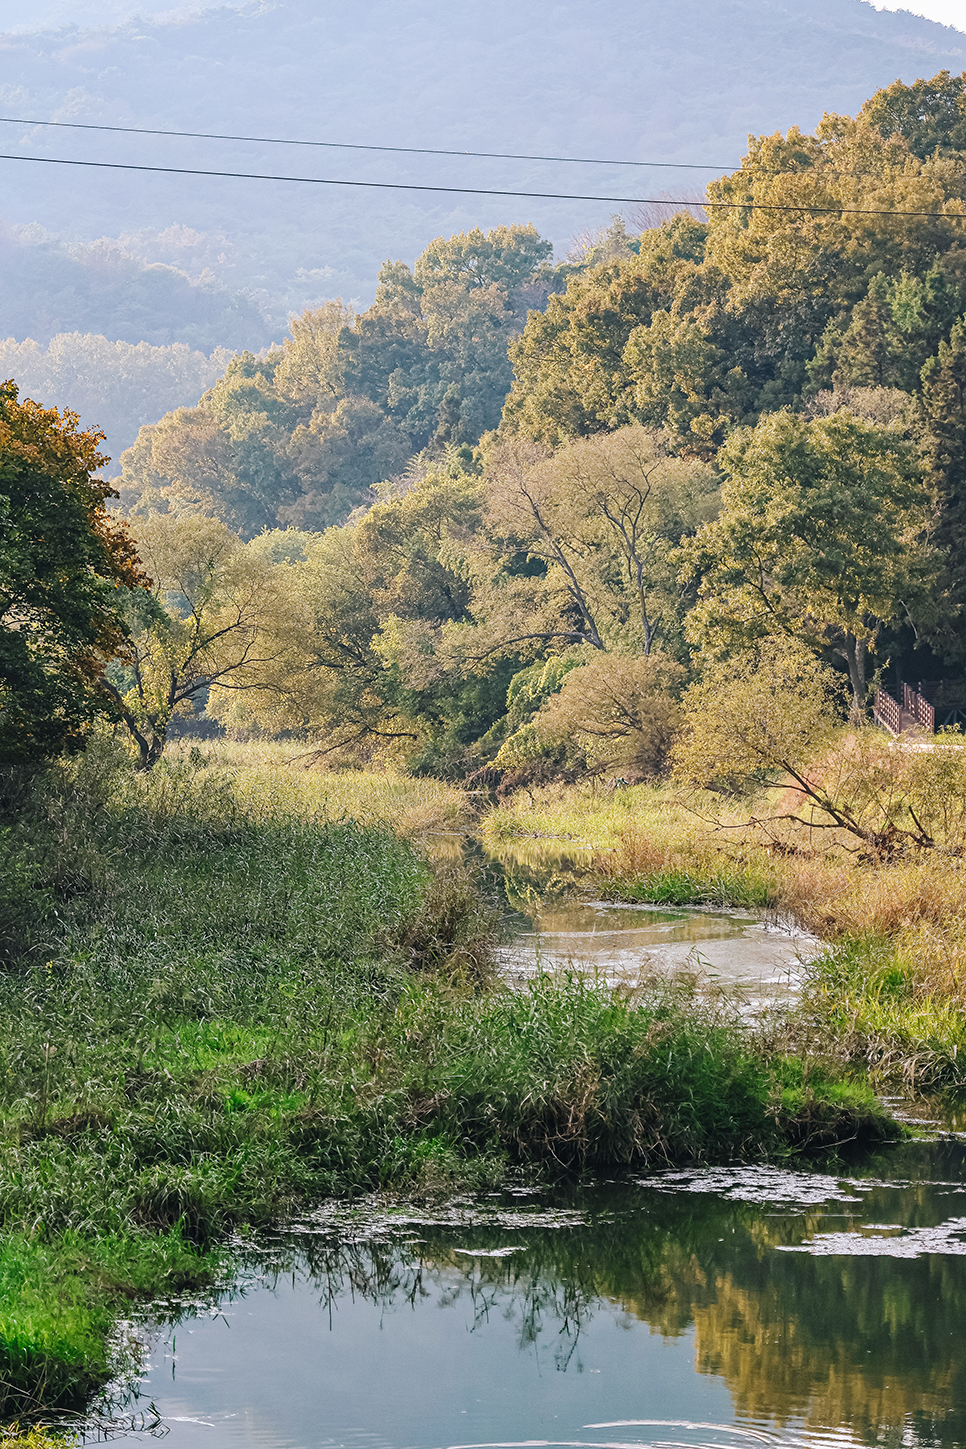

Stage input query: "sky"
[
  {"left": 874, "top": 0, "right": 966, "bottom": 29},
  {"left": 9, "top": 0, "right": 966, "bottom": 32}
]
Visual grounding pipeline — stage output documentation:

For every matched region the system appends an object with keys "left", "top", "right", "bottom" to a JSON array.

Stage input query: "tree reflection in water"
[{"left": 239, "top": 1142, "right": 966, "bottom": 1449}]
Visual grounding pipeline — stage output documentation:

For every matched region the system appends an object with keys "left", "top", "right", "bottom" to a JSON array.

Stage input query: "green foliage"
[
  {"left": 524, "top": 652, "right": 684, "bottom": 779},
  {"left": 0, "top": 750, "right": 895, "bottom": 1412},
  {"left": 681, "top": 410, "right": 937, "bottom": 713},
  {"left": 105, "top": 514, "right": 291, "bottom": 767},
  {"left": 672, "top": 639, "right": 843, "bottom": 795},
  {"left": 207, "top": 424, "right": 716, "bottom": 772},
  {"left": 501, "top": 76, "right": 966, "bottom": 671},
  {"left": 0, "top": 383, "right": 146, "bottom": 764},
  {"left": 503, "top": 215, "right": 707, "bottom": 444},
  {"left": 858, "top": 70, "right": 966, "bottom": 159},
  {"left": 919, "top": 315, "right": 966, "bottom": 661},
  {"left": 0, "top": 1229, "right": 214, "bottom": 1417},
  {"left": 605, "top": 864, "right": 772, "bottom": 909},
  {"left": 45, "top": 74, "right": 966, "bottom": 772},
  {"left": 801, "top": 935, "right": 966, "bottom": 1092},
  {"left": 119, "top": 227, "right": 556, "bottom": 538}
]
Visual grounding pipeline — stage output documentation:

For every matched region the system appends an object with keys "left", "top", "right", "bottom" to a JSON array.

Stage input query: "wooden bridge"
[{"left": 873, "top": 683, "right": 935, "bottom": 736}]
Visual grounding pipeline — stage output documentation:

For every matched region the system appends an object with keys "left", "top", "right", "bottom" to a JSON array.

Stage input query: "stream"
[
  {"left": 98, "top": 848, "right": 966, "bottom": 1449},
  {"left": 116, "top": 1140, "right": 966, "bottom": 1449},
  {"left": 487, "top": 843, "right": 818, "bottom": 1004}
]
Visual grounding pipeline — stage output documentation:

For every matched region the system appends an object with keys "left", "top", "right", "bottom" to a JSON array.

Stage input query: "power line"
[
  {"left": 1, "top": 149, "right": 964, "bottom": 220},
  {"left": 0, "top": 117, "right": 941, "bottom": 182},
  {"left": 0, "top": 115, "right": 737, "bottom": 172}
]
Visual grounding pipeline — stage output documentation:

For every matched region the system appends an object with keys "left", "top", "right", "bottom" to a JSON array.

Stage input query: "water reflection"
[{"left": 116, "top": 1142, "right": 966, "bottom": 1449}]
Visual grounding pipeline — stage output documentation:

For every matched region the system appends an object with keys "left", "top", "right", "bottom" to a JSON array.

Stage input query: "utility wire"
[
  {"left": 0, "top": 115, "right": 737, "bottom": 171},
  {"left": 1, "top": 149, "right": 964, "bottom": 220},
  {"left": 0, "top": 117, "right": 948, "bottom": 181}
]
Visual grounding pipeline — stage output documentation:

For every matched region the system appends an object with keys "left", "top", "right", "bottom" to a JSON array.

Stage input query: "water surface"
[
  {"left": 499, "top": 897, "right": 816, "bottom": 1001},
  {"left": 117, "top": 1139, "right": 966, "bottom": 1449},
  {"left": 485, "top": 846, "right": 817, "bottom": 1003}
]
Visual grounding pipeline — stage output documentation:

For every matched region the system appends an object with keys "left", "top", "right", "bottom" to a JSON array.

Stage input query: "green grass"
[
  {"left": 0, "top": 1230, "right": 215, "bottom": 1419},
  {"left": 481, "top": 779, "right": 776, "bottom": 909},
  {"left": 0, "top": 746, "right": 896, "bottom": 1418},
  {"left": 799, "top": 936, "right": 966, "bottom": 1093},
  {"left": 602, "top": 864, "right": 772, "bottom": 908}
]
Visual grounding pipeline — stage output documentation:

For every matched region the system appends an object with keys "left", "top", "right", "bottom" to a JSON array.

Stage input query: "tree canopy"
[
  {"left": 118, "top": 225, "right": 558, "bottom": 539},
  {"left": 681, "top": 410, "right": 937, "bottom": 717},
  {"left": 0, "top": 381, "right": 145, "bottom": 763},
  {"left": 20, "top": 69, "right": 966, "bottom": 775}
]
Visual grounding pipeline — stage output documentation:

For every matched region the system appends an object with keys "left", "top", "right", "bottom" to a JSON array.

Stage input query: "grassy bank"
[
  {"left": 0, "top": 748, "right": 893, "bottom": 1418},
  {"left": 481, "top": 779, "right": 776, "bottom": 906},
  {"left": 482, "top": 778, "right": 966, "bottom": 1094}
]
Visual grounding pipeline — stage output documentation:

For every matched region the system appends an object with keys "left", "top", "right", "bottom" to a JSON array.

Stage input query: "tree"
[
  {"left": 859, "top": 70, "right": 966, "bottom": 160},
  {"left": 209, "top": 466, "right": 492, "bottom": 766},
  {"left": 502, "top": 216, "right": 706, "bottom": 443},
  {"left": 341, "top": 224, "right": 556, "bottom": 449},
  {"left": 0, "top": 381, "right": 145, "bottom": 764},
  {"left": 273, "top": 300, "right": 354, "bottom": 406},
  {"left": 533, "top": 651, "right": 684, "bottom": 778},
  {"left": 623, "top": 309, "right": 752, "bottom": 453},
  {"left": 673, "top": 640, "right": 841, "bottom": 797},
  {"left": 470, "top": 426, "right": 717, "bottom": 662},
  {"left": 919, "top": 315, "right": 966, "bottom": 661},
  {"left": 502, "top": 89, "right": 966, "bottom": 456},
  {"left": 681, "top": 410, "right": 937, "bottom": 717},
  {"left": 674, "top": 639, "right": 966, "bottom": 859},
  {"left": 117, "top": 226, "right": 558, "bottom": 534},
  {"left": 102, "top": 514, "right": 287, "bottom": 767}
]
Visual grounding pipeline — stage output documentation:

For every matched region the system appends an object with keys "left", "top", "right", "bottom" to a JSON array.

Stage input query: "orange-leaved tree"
[{"left": 0, "top": 380, "right": 146, "bottom": 764}]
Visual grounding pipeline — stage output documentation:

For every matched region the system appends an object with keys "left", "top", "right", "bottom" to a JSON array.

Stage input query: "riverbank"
[
  {"left": 483, "top": 777, "right": 966, "bottom": 1093},
  {"left": 0, "top": 744, "right": 896, "bottom": 1420}
]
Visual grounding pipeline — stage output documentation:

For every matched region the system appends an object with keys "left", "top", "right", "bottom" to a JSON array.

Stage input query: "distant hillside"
[
  {"left": 1, "top": 0, "right": 965, "bottom": 326},
  {"left": 0, "top": 332, "right": 232, "bottom": 472},
  {"left": 0, "top": 223, "right": 274, "bottom": 351}
]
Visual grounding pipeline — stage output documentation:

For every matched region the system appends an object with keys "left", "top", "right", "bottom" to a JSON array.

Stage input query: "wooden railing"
[
  {"left": 904, "top": 683, "right": 935, "bottom": 733},
  {"left": 874, "top": 684, "right": 935, "bottom": 736},
  {"left": 873, "top": 687, "right": 902, "bottom": 735}
]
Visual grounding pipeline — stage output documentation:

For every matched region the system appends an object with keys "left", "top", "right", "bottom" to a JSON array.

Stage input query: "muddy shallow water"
[
  {"left": 498, "top": 897, "right": 818, "bottom": 1001},
  {"left": 114, "top": 1139, "right": 966, "bottom": 1449},
  {"left": 483, "top": 843, "right": 819, "bottom": 1004}
]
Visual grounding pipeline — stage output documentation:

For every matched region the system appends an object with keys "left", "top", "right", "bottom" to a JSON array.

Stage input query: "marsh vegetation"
[
  {"left": 8, "top": 66, "right": 966, "bottom": 1440},
  {"left": 0, "top": 740, "right": 897, "bottom": 1419}
]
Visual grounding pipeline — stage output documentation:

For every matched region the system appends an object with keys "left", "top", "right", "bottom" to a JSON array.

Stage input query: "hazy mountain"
[
  {"left": 2, "top": 0, "right": 966, "bottom": 457},
  {"left": 0, "top": 222, "right": 274, "bottom": 350},
  {"left": 2, "top": 0, "right": 965, "bottom": 325}
]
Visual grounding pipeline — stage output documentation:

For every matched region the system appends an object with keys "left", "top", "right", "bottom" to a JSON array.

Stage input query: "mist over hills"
[
  {"left": 3, "top": 0, "right": 966, "bottom": 319},
  {"left": 2, "top": 0, "right": 966, "bottom": 458}
]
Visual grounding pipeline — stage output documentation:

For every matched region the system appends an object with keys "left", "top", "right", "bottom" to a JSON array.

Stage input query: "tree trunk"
[{"left": 840, "top": 632, "right": 867, "bottom": 723}]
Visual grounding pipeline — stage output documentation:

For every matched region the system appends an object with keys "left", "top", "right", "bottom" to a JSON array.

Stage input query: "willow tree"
[
  {"left": 103, "top": 514, "right": 288, "bottom": 767},
  {"left": 466, "top": 426, "right": 718, "bottom": 664}
]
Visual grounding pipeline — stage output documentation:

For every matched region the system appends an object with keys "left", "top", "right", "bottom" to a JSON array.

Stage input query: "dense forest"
[
  {"left": 0, "top": 332, "right": 233, "bottom": 472},
  {"left": 66, "top": 70, "right": 962, "bottom": 783}
]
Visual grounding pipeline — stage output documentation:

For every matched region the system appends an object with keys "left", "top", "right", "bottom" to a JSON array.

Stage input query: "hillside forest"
[
  {"left": 3, "top": 0, "right": 965, "bottom": 468},
  {"left": 8, "top": 70, "right": 966, "bottom": 783}
]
